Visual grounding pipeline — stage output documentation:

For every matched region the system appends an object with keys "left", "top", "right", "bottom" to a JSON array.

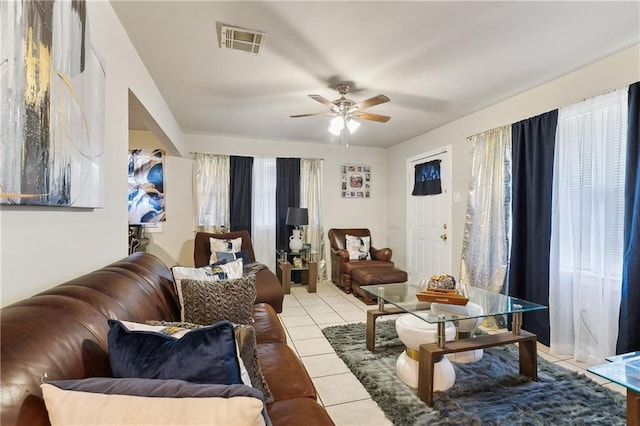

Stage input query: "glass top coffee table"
[
  {"left": 588, "top": 353, "right": 640, "bottom": 425},
  {"left": 362, "top": 282, "right": 547, "bottom": 406}
]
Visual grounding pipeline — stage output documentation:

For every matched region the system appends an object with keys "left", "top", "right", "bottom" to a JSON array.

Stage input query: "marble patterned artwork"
[
  {"left": 0, "top": 0, "right": 105, "bottom": 207},
  {"left": 128, "top": 149, "right": 165, "bottom": 224}
]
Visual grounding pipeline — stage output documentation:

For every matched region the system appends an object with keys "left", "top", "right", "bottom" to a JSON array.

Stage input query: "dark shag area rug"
[{"left": 322, "top": 320, "right": 626, "bottom": 426}]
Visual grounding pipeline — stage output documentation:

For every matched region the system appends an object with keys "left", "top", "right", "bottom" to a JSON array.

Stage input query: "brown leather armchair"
[{"left": 327, "top": 228, "right": 394, "bottom": 294}]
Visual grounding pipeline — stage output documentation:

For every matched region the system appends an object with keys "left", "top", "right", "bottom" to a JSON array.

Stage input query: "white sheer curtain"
[
  {"left": 300, "top": 158, "right": 326, "bottom": 280},
  {"left": 460, "top": 125, "right": 512, "bottom": 294},
  {"left": 549, "top": 88, "right": 628, "bottom": 363},
  {"left": 193, "top": 153, "right": 229, "bottom": 232},
  {"left": 251, "top": 157, "right": 276, "bottom": 271}
]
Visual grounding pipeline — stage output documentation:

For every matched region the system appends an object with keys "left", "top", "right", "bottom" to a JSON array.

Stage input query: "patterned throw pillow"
[
  {"left": 181, "top": 275, "right": 256, "bottom": 325},
  {"left": 209, "top": 237, "right": 242, "bottom": 264},
  {"left": 345, "top": 234, "right": 372, "bottom": 261},
  {"left": 171, "top": 260, "right": 244, "bottom": 321}
]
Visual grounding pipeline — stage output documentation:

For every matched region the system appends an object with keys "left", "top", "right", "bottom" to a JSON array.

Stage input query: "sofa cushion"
[
  {"left": 252, "top": 303, "right": 287, "bottom": 344},
  {"left": 181, "top": 274, "right": 256, "bottom": 325},
  {"left": 108, "top": 319, "right": 242, "bottom": 385},
  {"left": 267, "top": 398, "right": 335, "bottom": 426},
  {"left": 257, "top": 343, "right": 317, "bottom": 401},
  {"left": 41, "top": 378, "right": 267, "bottom": 426}
]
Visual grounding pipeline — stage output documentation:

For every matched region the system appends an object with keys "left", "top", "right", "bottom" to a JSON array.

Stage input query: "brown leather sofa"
[
  {"left": 328, "top": 228, "right": 394, "bottom": 293},
  {"left": 194, "top": 230, "right": 284, "bottom": 313},
  {"left": 0, "top": 252, "right": 334, "bottom": 426}
]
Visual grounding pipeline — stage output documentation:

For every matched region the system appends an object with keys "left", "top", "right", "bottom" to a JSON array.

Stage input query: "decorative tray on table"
[{"left": 415, "top": 274, "right": 469, "bottom": 306}]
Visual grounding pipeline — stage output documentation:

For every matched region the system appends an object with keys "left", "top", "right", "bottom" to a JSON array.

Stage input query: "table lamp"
[{"left": 286, "top": 207, "right": 308, "bottom": 252}]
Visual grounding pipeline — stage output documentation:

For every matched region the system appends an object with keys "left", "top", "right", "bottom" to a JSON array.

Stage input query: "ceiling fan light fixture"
[
  {"left": 329, "top": 116, "right": 344, "bottom": 135},
  {"left": 346, "top": 118, "right": 360, "bottom": 134},
  {"left": 329, "top": 124, "right": 342, "bottom": 136}
]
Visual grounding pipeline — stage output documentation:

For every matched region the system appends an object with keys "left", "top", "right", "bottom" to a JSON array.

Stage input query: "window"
[{"left": 550, "top": 87, "right": 628, "bottom": 363}]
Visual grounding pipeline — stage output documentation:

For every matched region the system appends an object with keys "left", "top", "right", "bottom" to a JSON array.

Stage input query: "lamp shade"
[{"left": 286, "top": 207, "right": 308, "bottom": 226}]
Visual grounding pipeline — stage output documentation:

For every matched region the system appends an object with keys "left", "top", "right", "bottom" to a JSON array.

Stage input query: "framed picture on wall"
[
  {"left": 341, "top": 164, "right": 371, "bottom": 198},
  {"left": 0, "top": 0, "right": 106, "bottom": 208},
  {"left": 128, "top": 149, "right": 166, "bottom": 224}
]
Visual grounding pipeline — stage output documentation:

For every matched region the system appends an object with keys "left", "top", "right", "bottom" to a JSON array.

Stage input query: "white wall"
[
  {"left": 185, "top": 134, "right": 389, "bottom": 270},
  {"left": 0, "top": 2, "right": 182, "bottom": 307},
  {"left": 387, "top": 44, "right": 640, "bottom": 277}
]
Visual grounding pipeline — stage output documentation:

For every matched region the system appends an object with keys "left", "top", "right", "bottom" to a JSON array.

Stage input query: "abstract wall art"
[
  {"left": 0, "top": 0, "right": 105, "bottom": 208},
  {"left": 128, "top": 149, "right": 166, "bottom": 224}
]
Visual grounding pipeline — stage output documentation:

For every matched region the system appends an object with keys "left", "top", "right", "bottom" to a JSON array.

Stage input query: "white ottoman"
[
  {"left": 431, "top": 302, "right": 484, "bottom": 363},
  {"left": 395, "top": 313, "right": 457, "bottom": 390}
]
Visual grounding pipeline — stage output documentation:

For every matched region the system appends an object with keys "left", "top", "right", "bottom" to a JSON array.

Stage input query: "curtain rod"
[
  {"left": 410, "top": 150, "right": 447, "bottom": 163},
  {"left": 466, "top": 124, "right": 510, "bottom": 141},
  {"left": 466, "top": 83, "right": 632, "bottom": 141},
  {"left": 188, "top": 152, "right": 324, "bottom": 161}
]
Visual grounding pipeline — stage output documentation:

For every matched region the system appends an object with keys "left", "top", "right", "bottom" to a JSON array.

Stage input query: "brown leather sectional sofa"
[{"left": 0, "top": 252, "right": 334, "bottom": 425}]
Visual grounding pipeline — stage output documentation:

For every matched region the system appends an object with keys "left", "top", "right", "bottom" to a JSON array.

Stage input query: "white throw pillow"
[
  {"left": 345, "top": 234, "right": 372, "bottom": 261},
  {"left": 209, "top": 237, "right": 242, "bottom": 264},
  {"left": 41, "top": 383, "right": 266, "bottom": 426}
]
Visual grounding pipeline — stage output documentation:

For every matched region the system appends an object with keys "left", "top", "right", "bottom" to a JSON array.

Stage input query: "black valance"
[{"left": 412, "top": 160, "right": 442, "bottom": 196}]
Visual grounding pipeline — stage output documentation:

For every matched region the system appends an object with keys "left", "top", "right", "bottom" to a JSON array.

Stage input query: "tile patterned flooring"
[{"left": 279, "top": 280, "right": 627, "bottom": 426}]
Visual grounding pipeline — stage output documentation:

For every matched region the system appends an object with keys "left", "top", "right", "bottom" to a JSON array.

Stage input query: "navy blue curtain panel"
[
  {"left": 412, "top": 160, "right": 442, "bottom": 196},
  {"left": 617, "top": 81, "right": 640, "bottom": 354},
  {"left": 229, "top": 156, "right": 253, "bottom": 234},
  {"left": 508, "top": 110, "right": 558, "bottom": 346},
  {"left": 276, "top": 158, "right": 300, "bottom": 251}
]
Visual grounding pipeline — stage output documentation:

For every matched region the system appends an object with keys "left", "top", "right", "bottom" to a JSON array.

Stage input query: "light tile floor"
[{"left": 278, "top": 280, "right": 626, "bottom": 426}]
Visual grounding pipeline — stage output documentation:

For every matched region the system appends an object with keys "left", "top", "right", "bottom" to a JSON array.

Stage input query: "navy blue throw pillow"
[
  {"left": 107, "top": 320, "right": 242, "bottom": 385},
  {"left": 215, "top": 250, "right": 251, "bottom": 264}
]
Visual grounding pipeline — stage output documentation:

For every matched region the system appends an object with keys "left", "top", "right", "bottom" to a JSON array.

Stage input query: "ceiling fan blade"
[
  {"left": 351, "top": 94, "right": 390, "bottom": 111},
  {"left": 290, "top": 112, "right": 329, "bottom": 118},
  {"left": 308, "top": 94, "right": 339, "bottom": 112},
  {"left": 352, "top": 111, "right": 391, "bottom": 123}
]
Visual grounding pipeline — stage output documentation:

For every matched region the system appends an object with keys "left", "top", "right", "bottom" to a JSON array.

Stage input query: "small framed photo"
[{"left": 341, "top": 164, "right": 371, "bottom": 198}]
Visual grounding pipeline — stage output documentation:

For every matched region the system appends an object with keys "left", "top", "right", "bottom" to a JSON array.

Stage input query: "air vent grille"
[{"left": 218, "top": 23, "right": 266, "bottom": 55}]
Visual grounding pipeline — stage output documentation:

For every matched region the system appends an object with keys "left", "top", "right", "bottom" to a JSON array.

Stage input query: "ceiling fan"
[{"left": 290, "top": 83, "right": 391, "bottom": 137}]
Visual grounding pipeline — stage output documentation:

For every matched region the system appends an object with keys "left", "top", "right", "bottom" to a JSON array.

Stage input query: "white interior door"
[{"left": 406, "top": 148, "right": 452, "bottom": 283}]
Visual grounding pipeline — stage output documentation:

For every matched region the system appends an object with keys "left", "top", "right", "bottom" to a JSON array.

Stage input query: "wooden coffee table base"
[
  {"left": 629, "top": 389, "right": 639, "bottom": 426},
  {"left": 418, "top": 330, "right": 538, "bottom": 406},
  {"left": 365, "top": 309, "right": 538, "bottom": 407}
]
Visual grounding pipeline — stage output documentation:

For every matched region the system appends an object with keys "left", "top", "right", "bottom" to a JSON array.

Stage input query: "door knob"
[{"left": 440, "top": 234, "right": 447, "bottom": 241}]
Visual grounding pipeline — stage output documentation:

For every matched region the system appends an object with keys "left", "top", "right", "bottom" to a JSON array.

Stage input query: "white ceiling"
[{"left": 111, "top": 1, "right": 640, "bottom": 148}]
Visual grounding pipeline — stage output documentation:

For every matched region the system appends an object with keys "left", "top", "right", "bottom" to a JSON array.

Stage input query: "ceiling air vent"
[{"left": 217, "top": 23, "right": 267, "bottom": 55}]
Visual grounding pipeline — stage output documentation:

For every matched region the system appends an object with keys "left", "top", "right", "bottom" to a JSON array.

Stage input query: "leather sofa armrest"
[
  {"left": 371, "top": 247, "right": 392, "bottom": 261},
  {"left": 331, "top": 248, "right": 350, "bottom": 261}
]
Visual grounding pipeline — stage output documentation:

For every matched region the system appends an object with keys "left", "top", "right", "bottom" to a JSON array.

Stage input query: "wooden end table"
[{"left": 276, "top": 251, "right": 317, "bottom": 294}]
